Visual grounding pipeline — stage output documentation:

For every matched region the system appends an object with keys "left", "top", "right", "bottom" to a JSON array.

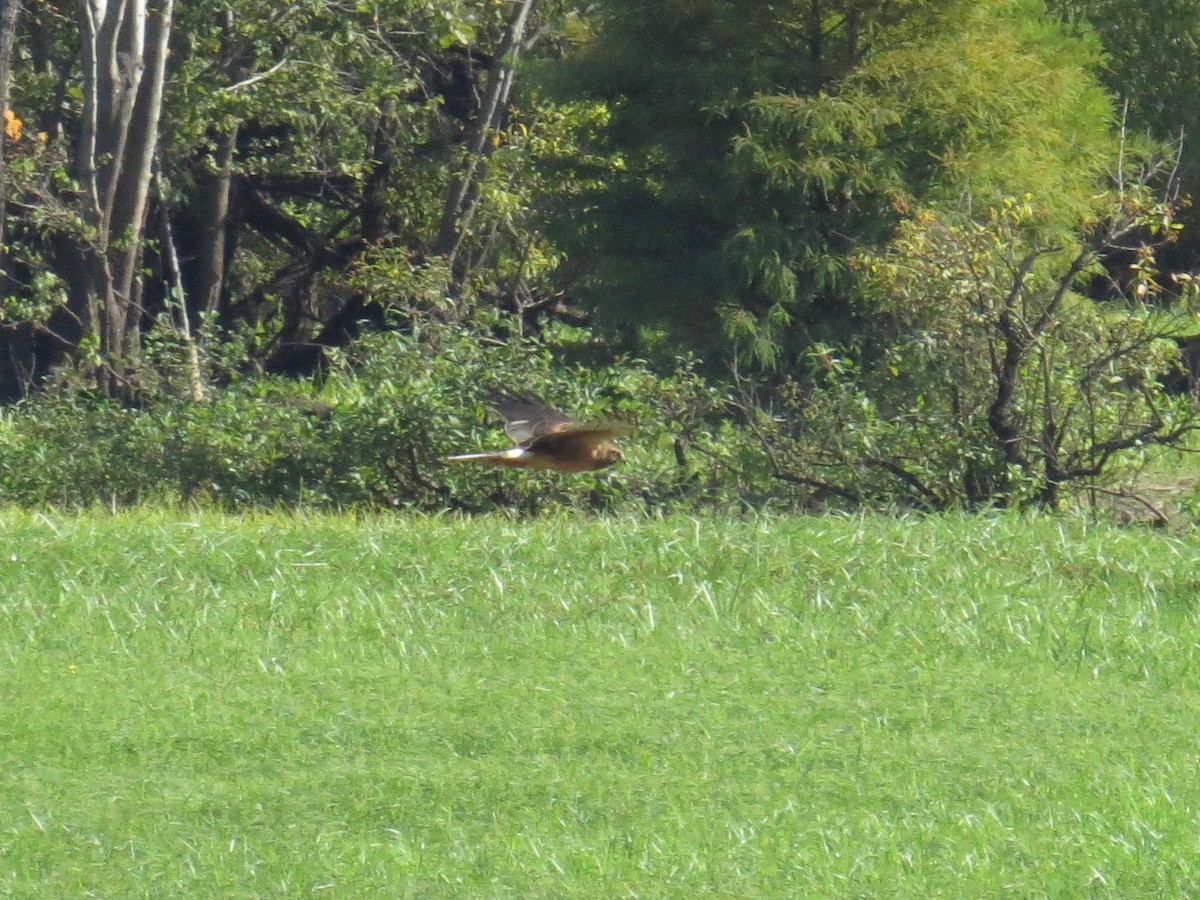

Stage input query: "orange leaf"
[{"left": 4, "top": 109, "right": 22, "bottom": 141}]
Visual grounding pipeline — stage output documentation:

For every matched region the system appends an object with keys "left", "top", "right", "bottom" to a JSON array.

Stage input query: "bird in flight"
[{"left": 444, "top": 394, "right": 634, "bottom": 473}]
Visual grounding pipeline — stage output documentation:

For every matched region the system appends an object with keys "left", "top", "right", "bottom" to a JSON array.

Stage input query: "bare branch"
[{"left": 219, "top": 58, "right": 290, "bottom": 93}]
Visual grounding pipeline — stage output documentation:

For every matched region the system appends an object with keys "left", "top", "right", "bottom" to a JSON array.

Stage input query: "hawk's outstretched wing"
[{"left": 483, "top": 394, "right": 577, "bottom": 445}]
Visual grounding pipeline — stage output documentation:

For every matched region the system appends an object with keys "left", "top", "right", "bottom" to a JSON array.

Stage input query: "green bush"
[
  {"left": 0, "top": 315, "right": 764, "bottom": 512},
  {"left": 747, "top": 198, "right": 1200, "bottom": 511}
]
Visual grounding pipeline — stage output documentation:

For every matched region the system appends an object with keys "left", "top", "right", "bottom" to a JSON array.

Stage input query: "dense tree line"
[{"left": 0, "top": 0, "right": 1197, "bottom": 511}]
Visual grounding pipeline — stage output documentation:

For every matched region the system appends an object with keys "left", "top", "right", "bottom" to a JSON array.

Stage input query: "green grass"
[{"left": 2, "top": 510, "right": 1199, "bottom": 897}]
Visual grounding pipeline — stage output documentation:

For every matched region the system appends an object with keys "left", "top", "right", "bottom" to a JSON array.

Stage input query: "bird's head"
[{"left": 595, "top": 445, "right": 624, "bottom": 469}]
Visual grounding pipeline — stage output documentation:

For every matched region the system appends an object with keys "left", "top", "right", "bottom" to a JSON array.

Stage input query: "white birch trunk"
[{"left": 75, "top": 0, "right": 173, "bottom": 388}]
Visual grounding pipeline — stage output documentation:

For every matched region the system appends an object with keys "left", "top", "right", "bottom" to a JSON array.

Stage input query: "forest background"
[{"left": 1, "top": 0, "right": 1199, "bottom": 515}]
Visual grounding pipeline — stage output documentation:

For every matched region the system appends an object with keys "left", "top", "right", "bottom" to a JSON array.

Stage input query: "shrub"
[
  {"left": 746, "top": 195, "right": 1200, "bottom": 511},
  {"left": 0, "top": 314, "right": 761, "bottom": 512}
]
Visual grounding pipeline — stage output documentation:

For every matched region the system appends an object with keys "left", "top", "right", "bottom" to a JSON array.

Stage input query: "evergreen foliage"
[{"left": 551, "top": 0, "right": 1118, "bottom": 366}]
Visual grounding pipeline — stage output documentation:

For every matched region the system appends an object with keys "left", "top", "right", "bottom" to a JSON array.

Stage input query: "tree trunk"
[
  {"left": 433, "top": 0, "right": 537, "bottom": 297},
  {"left": 808, "top": 0, "right": 822, "bottom": 67},
  {"left": 154, "top": 160, "right": 204, "bottom": 401},
  {"left": 0, "top": 0, "right": 22, "bottom": 285},
  {"left": 362, "top": 101, "right": 396, "bottom": 244},
  {"left": 75, "top": 0, "right": 173, "bottom": 393},
  {"left": 195, "top": 10, "right": 246, "bottom": 319},
  {"left": 196, "top": 126, "right": 238, "bottom": 317}
]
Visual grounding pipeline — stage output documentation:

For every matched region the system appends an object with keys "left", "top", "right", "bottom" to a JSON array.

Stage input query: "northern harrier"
[{"left": 444, "top": 394, "right": 634, "bottom": 473}]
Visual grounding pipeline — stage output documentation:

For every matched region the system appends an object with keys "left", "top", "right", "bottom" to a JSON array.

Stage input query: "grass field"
[{"left": 1, "top": 509, "right": 1199, "bottom": 897}]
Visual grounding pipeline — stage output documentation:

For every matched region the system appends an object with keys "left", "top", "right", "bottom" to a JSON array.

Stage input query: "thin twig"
[
  {"left": 220, "top": 58, "right": 290, "bottom": 93},
  {"left": 1088, "top": 485, "right": 1170, "bottom": 527}
]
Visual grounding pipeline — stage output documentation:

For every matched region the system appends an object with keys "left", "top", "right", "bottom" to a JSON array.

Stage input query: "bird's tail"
[{"left": 442, "top": 448, "right": 532, "bottom": 468}]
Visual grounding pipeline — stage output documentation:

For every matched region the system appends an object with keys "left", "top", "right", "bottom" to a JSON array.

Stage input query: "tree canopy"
[
  {"left": 0, "top": 0, "right": 1196, "bottom": 511},
  {"left": 549, "top": 0, "right": 1119, "bottom": 365}
]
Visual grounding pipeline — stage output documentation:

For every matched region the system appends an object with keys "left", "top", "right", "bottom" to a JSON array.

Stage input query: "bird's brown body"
[{"left": 443, "top": 395, "right": 632, "bottom": 473}]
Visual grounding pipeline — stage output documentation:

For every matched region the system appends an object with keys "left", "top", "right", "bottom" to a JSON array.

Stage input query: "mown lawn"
[{"left": 1, "top": 509, "right": 1198, "bottom": 897}]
